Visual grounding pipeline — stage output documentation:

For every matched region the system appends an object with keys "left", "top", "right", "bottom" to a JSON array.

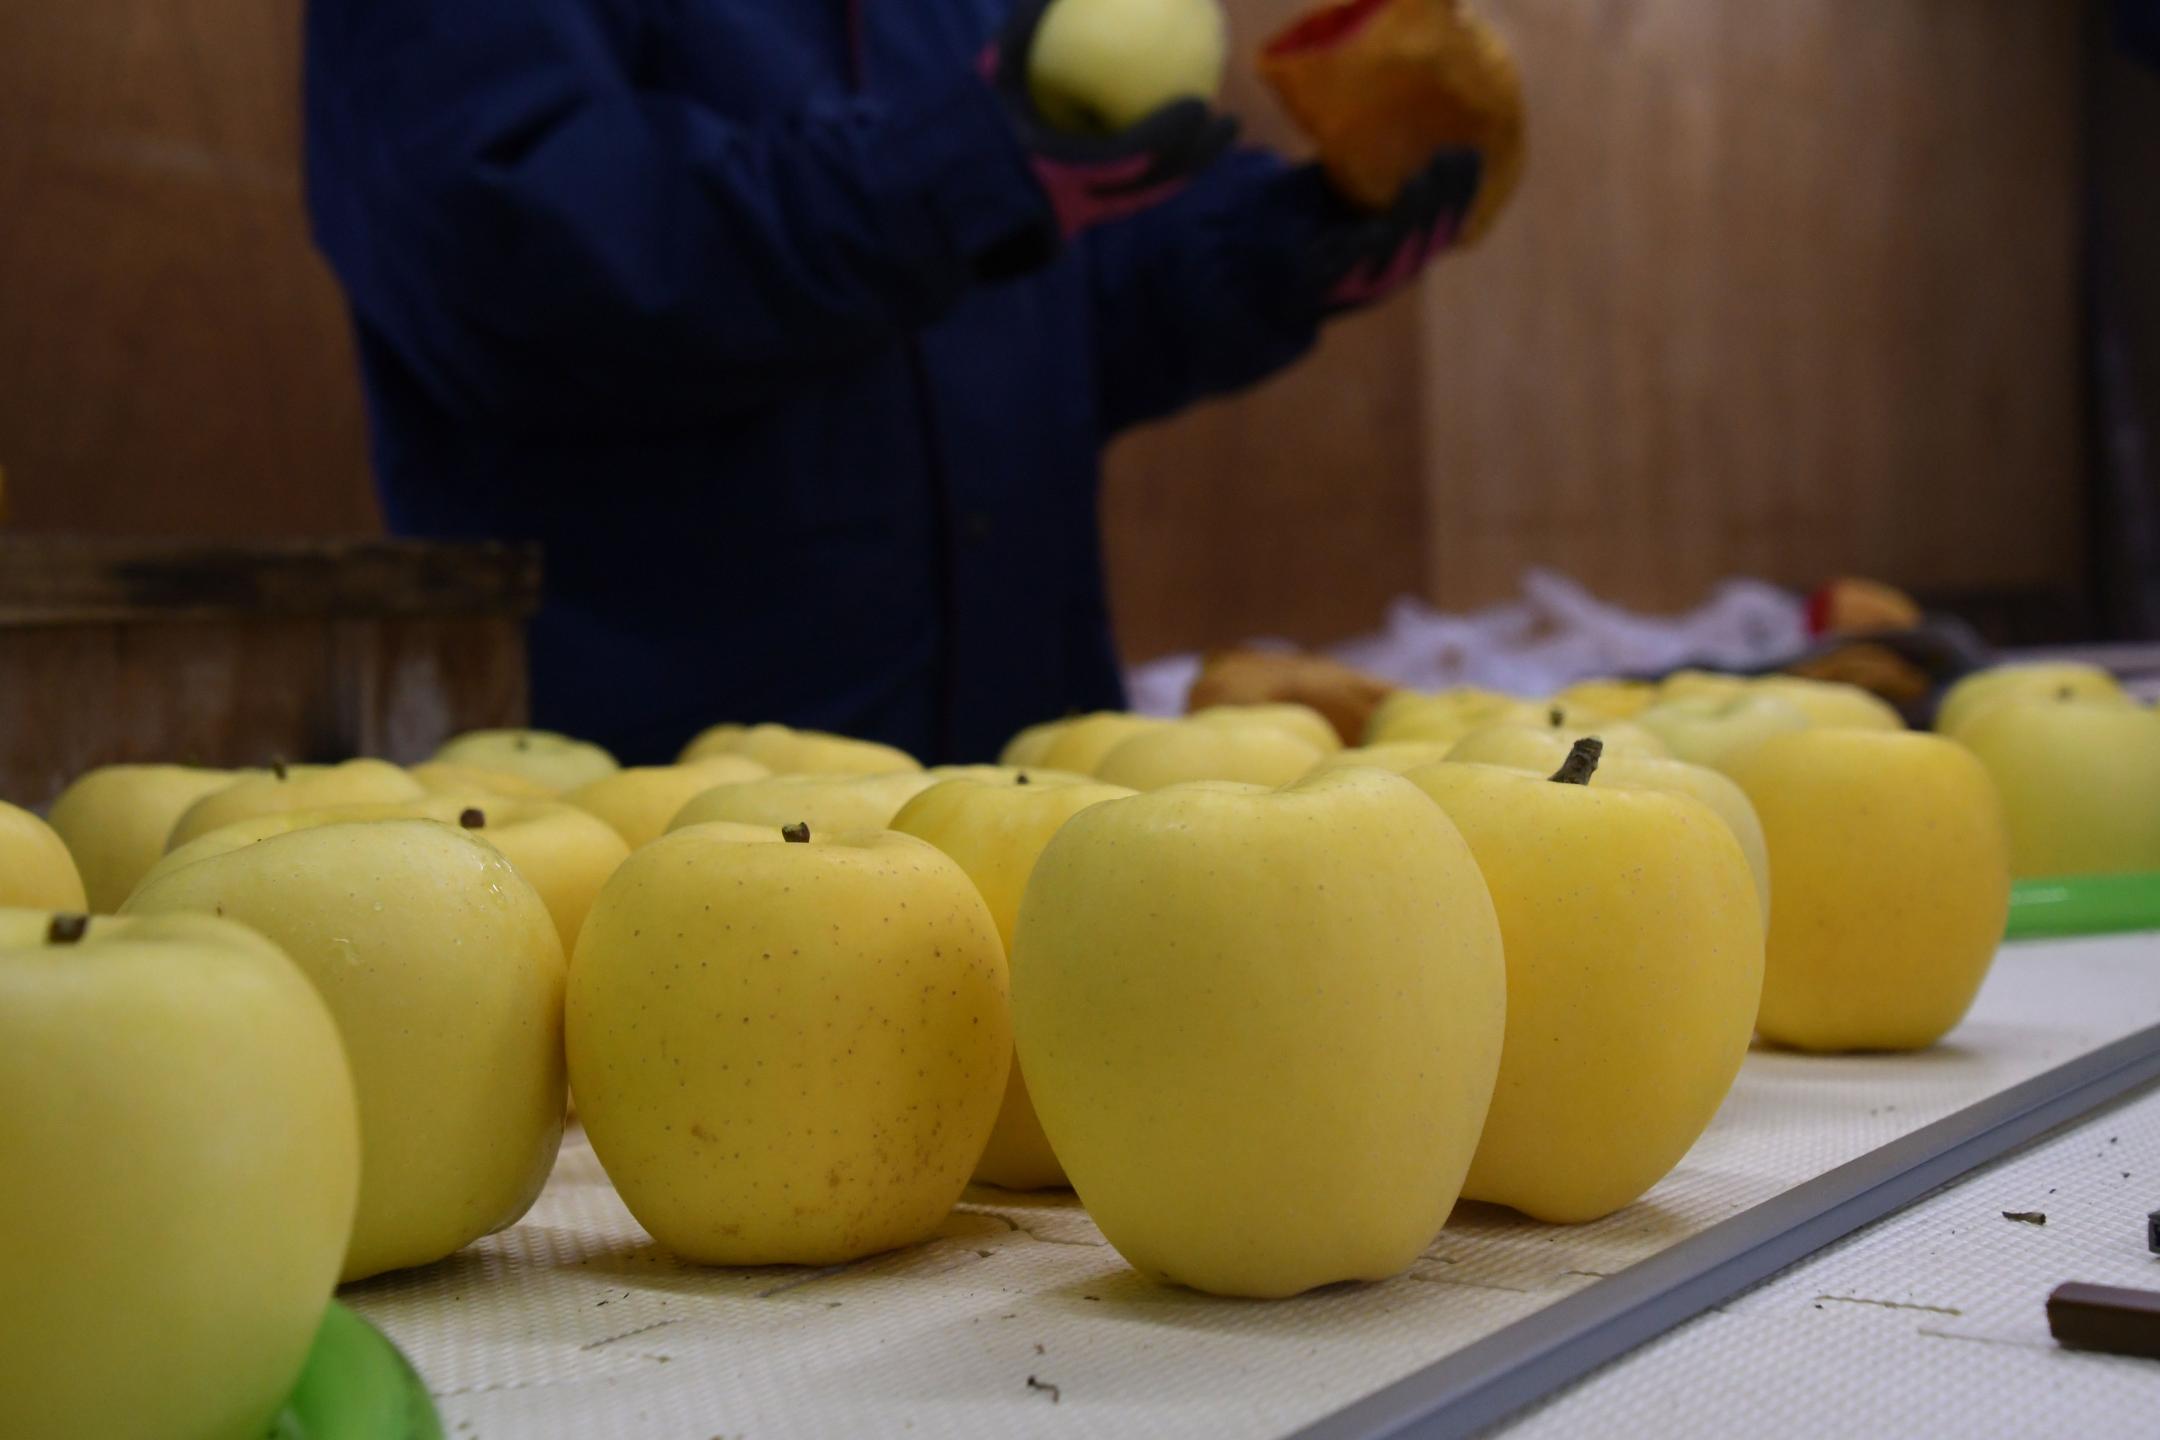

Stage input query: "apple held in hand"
[
  {"left": 0, "top": 910, "right": 359, "bottom": 1440},
  {"left": 168, "top": 759, "right": 426, "bottom": 851},
  {"left": 1935, "top": 662, "right": 2128, "bottom": 737},
  {"left": 1636, "top": 692, "right": 1811, "bottom": 772},
  {"left": 1011, "top": 770, "right": 1505, "bottom": 1297},
  {"left": 568, "top": 823, "right": 1010, "bottom": 1264},
  {"left": 1407, "top": 745, "right": 1764, "bottom": 1223},
  {"left": 1954, "top": 696, "right": 2160, "bottom": 877},
  {"left": 1028, "top": 0, "right": 1227, "bottom": 133},
  {"left": 0, "top": 801, "right": 86, "bottom": 911},
  {"left": 891, "top": 770, "right": 1136, "bottom": 1190},
  {"left": 45, "top": 764, "right": 232, "bottom": 911},
  {"left": 1095, "top": 719, "right": 1323, "bottom": 790},
  {"left": 680, "top": 721, "right": 920, "bottom": 776},
  {"left": 431, "top": 728, "right": 619, "bottom": 792},
  {"left": 124, "top": 820, "right": 567, "bottom": 1281},
  {"left": 1729, "top": 731, "right": 2010, "bottom": 1052}
]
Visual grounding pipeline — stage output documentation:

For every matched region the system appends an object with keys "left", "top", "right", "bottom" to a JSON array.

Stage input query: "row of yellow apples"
[{"left": 0, "top": 660, "right": 2138, "bottom": 1438}]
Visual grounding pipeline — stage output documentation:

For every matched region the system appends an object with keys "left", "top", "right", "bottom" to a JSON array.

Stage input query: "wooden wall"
[{"left": 0, "top": 0, "right": 2090, "bottom": 663}]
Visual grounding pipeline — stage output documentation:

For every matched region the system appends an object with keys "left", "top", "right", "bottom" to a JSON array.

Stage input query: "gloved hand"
[
  {"left": 1306, "top": 148, "right": 1484, "bottom": 312},
  {"left": 986, "top": 0, "right": 1240, "bottom": 237}
]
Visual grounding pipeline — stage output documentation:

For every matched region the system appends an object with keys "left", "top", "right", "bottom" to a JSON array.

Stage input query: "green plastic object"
[
  {"left": 2005, "top": 872, "right": 2160, "bottom": 940},
  {"left": 265, "top": 1302, "right": 442, "bottom": 1440}
]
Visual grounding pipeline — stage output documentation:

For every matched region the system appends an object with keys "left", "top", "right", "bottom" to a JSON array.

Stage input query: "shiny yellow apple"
[
  {"left": 679, "top": 720, "right": 920, "bottom": 775},
  {"left": 44, "top": 764, "right": 233, "bottom": 911},
  {"left": 1657, "top": 668, "right": 1753, "bottom": 703},
  {"left": 1729, "top": 731, "right": 2010, "bottom": 1051},
  {"left": 1036, "top": 711, "right": 1170, "bottom": 774},
  {"left": 167, "top": 759, "right": 426, "bottom": 851},
  {"left": 1188, "top": 702, "right": 1342, "bottom": 753},
  {"left": 668, "top": 770, "right": 939, "bottom": 833},
  {"left": 999, "top": 717, "right": 1072, "bottom": 768},
  {"left": 409, "top": 760, "right": 559, "bottom": 801},
  {"left": 562, "top": 755, "right": 771, "bottom": 850},
  {"left": 1095, "top": 720, "right": 1323, "bottom": 790},
  {"left": 890, "top": 770, "right": 1136, "bottom": 1190},
  {"left": 0, "top": 909, "right": 359, "bottom": 1440},
  {"left": 1445, "top": 714, "right": 1670, "bottom": 764},
  {"left": 124, "top": 820, "right": 566, "bottom": 1280},
  {"left": 1934, "top": 662, "right": 2130, "bottom": 737},
  {"left": 1635, "top": 692, "right": 1811, "bottom": 771},
  {"left": 568, "top": 824, "right": 1010, "bottom": 1263},
  {"left": 1364, "top": 689, "right": 1548, "bottom": 746},
  {"left": 1954, "top": 696, "right": 2160, "bottom": 877},
  {"left": 1304, "top": 740, "right": 1464, "bottom": 778},
  {"left": 1751, "top": 675, "right": 1904, "bottom": 730},
  {"left": 1554, "top": 678, "right": 1655, "bottom": 718},
  {"left": 1028, "top": 0, "right": 1226, "bottom": 133},
  {"left": 1011, "top": 769, "right": 1505, "bottom": 1297},
  {"left": 431, "top": 727, "right": 619, "bottom": 792},
  {"left": 1407, "top": 750, "right": 1763, "bottom": 1222},
  {"left": 0, "top": 801, "right": 86, "bottom": 912}
]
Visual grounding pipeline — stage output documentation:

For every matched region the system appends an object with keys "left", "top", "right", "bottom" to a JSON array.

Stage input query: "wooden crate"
[{"left": 0, "top": 538, "right": 541, "bottom": 808}]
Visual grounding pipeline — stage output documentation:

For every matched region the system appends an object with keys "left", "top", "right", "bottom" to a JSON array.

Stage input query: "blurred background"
[{"left": 1, "top": 0, "right": 2155, "bottom": 661}]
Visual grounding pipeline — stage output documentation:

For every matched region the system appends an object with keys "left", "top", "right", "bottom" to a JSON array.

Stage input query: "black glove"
[
  {"left": 1306, "top": 149, "right": 1484, "bottom": 312},
  {"left": 986, "top": 0, "right": 1239, "bottom": 236}
]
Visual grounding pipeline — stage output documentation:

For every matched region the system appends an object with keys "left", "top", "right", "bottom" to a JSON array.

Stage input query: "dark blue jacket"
[{"left": 306, "top": 0, "right": 1341, "bottom": 763}]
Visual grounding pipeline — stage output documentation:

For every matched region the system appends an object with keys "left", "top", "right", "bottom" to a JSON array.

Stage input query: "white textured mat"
[{"left": 344, "top": 935, "right": 2160, "bottom": 1439}]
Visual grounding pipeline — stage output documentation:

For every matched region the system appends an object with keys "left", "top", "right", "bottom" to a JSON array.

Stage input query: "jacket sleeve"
[
  {"left": 1081, "top": 148, "right": 1340, "bottom": 438},
  {"left": 306, "top": 0, "right": 1056, "bottom": 430}
]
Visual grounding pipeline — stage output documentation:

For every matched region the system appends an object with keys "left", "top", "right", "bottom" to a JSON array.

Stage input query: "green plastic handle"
[
  {"left": 266, "top": 1302, "right": 443, "bottom": 1440},
  {"left": 2005, "top": 872, "right": 2160, "bottom": 940}
]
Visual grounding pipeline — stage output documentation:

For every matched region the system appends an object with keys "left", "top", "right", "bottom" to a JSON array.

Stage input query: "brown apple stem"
[
  {"left": 1549, "top": 737, "right": 1604, "bottom": 785},
  {"left": 782, "top": 822, "right": 811, "bottom": 844},
  {"left": 2058, "top": 686, "right": 2075, "bottom": 701},
  {"left": 271, "top": 759, "right": 289, "bottom": 781},
  {"left": 1015, "top": 772, "right": 1032, "bottom": 786},
  {"left": 46, "top": 913, "right": 90, "bottom": 945},
  {"left": 1548, "top": 706, "right": 1565, "bottom": 728},
  {"left": 459, "top": 807, "right": 487, "bottom": 829}
]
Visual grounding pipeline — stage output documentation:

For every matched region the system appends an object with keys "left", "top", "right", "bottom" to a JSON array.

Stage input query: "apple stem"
[
  {"left": 46, "top": 913, "right": 89, "bottom": 945},
  {"left": 783, "top": 822, "right": 811, "bottom": 844},
  {"left": 1016, "top": 772, "right": 1032, "bottom": 786},
  {"left": 1548, "top": 706, "right": 1565, "bottom": 728},
  {"left": 1549, "top": 737, "right": 1604, "bottom": 785},
  {"left": 515, "top": 735, "right": 531, "bottom": 751},
  {"left": 459, "top": 807, "right": 487, "bottom": 829},
  {"left": 271, "top": 759, "right": 289, "bottom": 781}
]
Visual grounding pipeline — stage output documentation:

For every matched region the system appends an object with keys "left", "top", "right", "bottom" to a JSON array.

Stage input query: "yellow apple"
[
  {"left": 568, "top": 824, "right": 1010, "bottom": 1263},
  {"left": 562, "top": 755, "right": 771, "bottom": 850},
  {"left": 409, "top": 760, "right": 559, "bottom": 801},
  {"left": 430, "top": 727, "right": 619, "bottom": 792},
  {"left": 1036, "top": 711, "right": 1170, "bottom": 774},
  {"left": 167, "top": 759, "right": 426, "bottom": 851},
  {"left": 890, "top": 770, "right": 1136, "bottom": 1190},
  {"left": 44, "top": 764, "right": 233, "bottom": 911},
  {"left": 1657, "top": 668, "right": 1754, "bottom": 703},
  {"left": 0, "top": 909, "right": 359, "bottom": 1440},
  {"left": 1554, "top": 678, "right": 1655, "bottom": 718},
  {"left": 1954, "top": 696, "right": 2160, "bottom": 876},
  {"left": 1935, "top": 662, "right": 2130, "bottom": 737},
  {"left": 1751, "top": 675, "right": 1904, "bottom": 730},
  {"left": 1729, "top": 731, "right": 2010, "bottom": 1051},
  {"left": 1095, "top": 720, "right": 1323, "bottom": 790},
  {"left": 679, "top": 720, "right": 920, "bottom": 775},
  {"left": 1635, "top": 692, "right": 1812, "bottom": 771},
  {"left": 1188, "top": 702, "right": 1342, "bottom": 753},
  {"left": 667, "top": 770, "right": 940, "bottom": 833},
  {"left": 0, "top": 800, "right": 86, "bottom": 912},
  {"left": 1407, "top": 749, "right": 1763, "bottom": 1222},
  {"left": 1028, "top": 0, "right": 1226, "bottom": 133},
  {"left": 1445, "top": 714, "right": 1670, "bottom": 764},
  {"left": 1011, "top": 769, "right": 1505, "bottom": 1297},
  {"left": 1304, "top": 740, "right": 1464, "bottom": 778},
  {"left": 123, "top": 820, "right": 567, "bottom": 1280},
  {"left": 1364, "top": 689, "right": 1547, "bottom": 746},
  {"left": 999, "top": 717, "right": 1072, "bottom": 768}
]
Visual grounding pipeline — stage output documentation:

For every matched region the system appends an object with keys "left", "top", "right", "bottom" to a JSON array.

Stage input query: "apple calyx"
[
  {"left": 1549, "top": 737, "right": 1604, "bottom": 785},
  {"left": 782, "top": 822, "right": 811, "bottom": 844},
  {"left": 459, "top": 807, "right": 487, "bottom": 830},
  {"left": 46, "top": 913, "right": 90, "bottom": 945},
  {"left": 514, "top": 736, "right": 532, "bottom": 751}
]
